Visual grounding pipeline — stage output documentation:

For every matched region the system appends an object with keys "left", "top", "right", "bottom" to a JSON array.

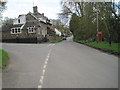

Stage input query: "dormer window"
[
  {"left": 18, "top": 19, "right": 20, "bottom": 23},
  {"left": 27, "top": 26, "right": 35, "bottom": 33}
]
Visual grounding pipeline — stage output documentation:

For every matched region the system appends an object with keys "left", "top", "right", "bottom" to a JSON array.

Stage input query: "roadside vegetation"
[
  {"left": 50, "top": 39, "right": 63, "bottom": 43},
  {"left": 50, "top": 36, "right": 63, "bottom": 43},
  {"left": 59, "top": 1, "right": 120, "bottom": 43},
  {"left": 59, "top": 1, "right": 119, "bottom": 55},
  {"left": 75, "top": 39, "right": 119, "bottom": 55},
  {"left": 0, "top": 49, "right": 9, "bottom": 68}
]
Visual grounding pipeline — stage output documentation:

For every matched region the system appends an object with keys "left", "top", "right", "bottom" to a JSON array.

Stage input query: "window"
[
  {"left": 11, "top": 29, "right": 14, "bottom": 34},
  {"left": 11, "top": 27, "right": 22, "bottom": 34},
  {"left": 18, "top": 19, "right": 20, "bottom": 23},
  {"left": 15, "top": 28, "right": 17, "bottom": 33},
  {"left": 18, "top": 28, "right": 21, "bottom": 33},
  {"left": 27, "top": 26, "right": 35, "bottom": 33}
]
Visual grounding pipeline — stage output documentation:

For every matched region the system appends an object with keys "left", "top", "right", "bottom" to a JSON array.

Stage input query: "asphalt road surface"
[{"left": 2, "top": 37, "right": 118, "bottom": 88}]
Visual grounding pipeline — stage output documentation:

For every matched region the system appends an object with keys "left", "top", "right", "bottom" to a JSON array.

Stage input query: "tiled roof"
[
  {"left": 22, "top": 22, "right": 37, "bottom": 29},
  {"left": 11, "top": 24, "right": 23, "bottom": 28}
]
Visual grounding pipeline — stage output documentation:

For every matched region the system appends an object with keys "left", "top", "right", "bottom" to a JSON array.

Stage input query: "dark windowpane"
[
  {"left": 18, "top": 19, "right": 20, "bottom": 23},
  {"left": 12, "top": 30, "right": 14, "bottom": 33},
  {"left": 15, "top": 29, "right": 17, "bottom": 33},
  {"left": 18, "top": 29, "right": 21, "bottom": 33}
]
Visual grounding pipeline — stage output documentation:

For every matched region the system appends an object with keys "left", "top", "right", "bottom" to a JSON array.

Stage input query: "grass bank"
[
  {"left": 75, "top": 39, "right": 119, "bottom": 55},
  {"left": 50, "top": 38, "right": 62, "bottom": 43},
  {"left": 0, "top": 49, "right": 9, "bottom": 68}
]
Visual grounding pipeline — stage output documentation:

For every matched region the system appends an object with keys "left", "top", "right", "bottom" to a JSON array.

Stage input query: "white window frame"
[
  {"left": 11, "top": 27, "right": 22, "bottom": 34},
  {"left": 27, "top": 26, "right": 35, "bottom": 33}
]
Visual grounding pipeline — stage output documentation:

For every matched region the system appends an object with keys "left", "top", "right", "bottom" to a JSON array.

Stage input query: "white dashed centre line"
[
  {"left": 38, "top": 85, "right": 42, "bottom": 88},
  {"left": 47, "top": 44, "right": 55, "bottom": 47},
  {"left": 43, "top": 64, "right": 47, "bottom": 69},
  {"left": 38, "top": 44, "right": 55, "bottom": 88}
]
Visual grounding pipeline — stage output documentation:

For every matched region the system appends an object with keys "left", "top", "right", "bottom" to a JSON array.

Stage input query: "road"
[{"left": 2, "top": 38, "right": 118, "bottom": 88}]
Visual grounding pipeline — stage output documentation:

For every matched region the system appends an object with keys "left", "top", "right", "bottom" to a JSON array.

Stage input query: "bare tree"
[{"left": 0, "top": 0, "right": 7, "bottom": 19}]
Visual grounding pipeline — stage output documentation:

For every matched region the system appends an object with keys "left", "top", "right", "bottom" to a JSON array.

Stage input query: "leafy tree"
[
  {"left": 2, "top": 17, "right": 13, "bottom": 25},
  {"left": 52, "top": 19, "right": 70, "bottom": 37},
  {"left": 60, "top": 1, "right": 120, "bottom": 43}
]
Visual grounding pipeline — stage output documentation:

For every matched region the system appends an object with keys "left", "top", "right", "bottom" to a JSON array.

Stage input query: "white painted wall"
[
  {"left": 55, "top": 28, "right": 61, "bottom": 36},
  {"left": 13, "top": 15, "right": 26, "bottom": 25}
]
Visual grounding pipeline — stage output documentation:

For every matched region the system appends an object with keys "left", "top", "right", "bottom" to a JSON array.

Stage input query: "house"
[
  {"left": 54, "top": 28, "right": 61, "bottom": 36},
  {"left": 2, "top": 6, "right": 54, "bottom": 43}
]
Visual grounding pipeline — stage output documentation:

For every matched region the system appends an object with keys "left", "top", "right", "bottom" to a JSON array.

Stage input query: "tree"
[
  {"left": 51, "top": 19, "right": 70, "bottom": 36},
  {"left": 0, "top": 0, "right": 7, "bottom": 19},
  {"left": 60, "top": 1, "right": 120, "bottom": 43},
  {"left": 2, "top": 17, "right": 13, "bottom": 25},
  {"left": 69, "top": 14, "right": 79, "bottom": 35}
]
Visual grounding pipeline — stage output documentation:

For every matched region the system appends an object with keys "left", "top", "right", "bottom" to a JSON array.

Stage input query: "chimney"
[
  {"left": 33, "top": 6, "right": 38, "bottom": 13},
  {"left": 42, "top": 13, "right": 44, "bottom": 16}
]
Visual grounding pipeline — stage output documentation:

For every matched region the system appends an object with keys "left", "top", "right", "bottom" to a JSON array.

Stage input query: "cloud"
[
  {"left": 38, "top": 6, "right": 61, "bottom": 19},
  {"left": 3, "top": 0, "right": 61, "bottom": 19}
]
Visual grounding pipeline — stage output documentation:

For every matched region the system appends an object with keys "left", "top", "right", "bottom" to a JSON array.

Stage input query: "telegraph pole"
[{"left": 96, "top": 4, "right": 99, "bottom": 42}]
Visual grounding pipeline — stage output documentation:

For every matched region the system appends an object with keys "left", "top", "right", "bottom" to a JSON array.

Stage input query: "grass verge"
[
  {"left": 0, "top": 49, "right": 9, "bottom": 68},
  {"left": 75, "top": 39, "right": 119, "bottom": 55},
  {"left": 86, "top": 42, "right": 119, "bottom": 53},
  {"left": 50, "top": 39, "right": 62, "bottom": 43}
]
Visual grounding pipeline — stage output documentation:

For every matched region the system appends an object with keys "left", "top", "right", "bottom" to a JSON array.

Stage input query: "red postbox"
[
  {"left": 98, "top": 32, "right": 102, "bottom": 42},
  {"left": 84, "top": 35, "right": 87, "bottom": 40}
]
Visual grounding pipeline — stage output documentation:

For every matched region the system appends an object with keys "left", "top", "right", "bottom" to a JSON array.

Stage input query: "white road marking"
[
  {"left": 39, "top": 79, "right": 43, "bottom": 84},
  {"left": 39, "top": 75, "right": 44, "bottom": 84},
  {"left": 42, "top": 69, "right": 45, "bottom": 75},
  {"left": 43, "top": 64, "right": 47, "bottom": 69},
  {"left": 38, "top": 85, "right": 42, "bottom": 88},
  {"left": 47, "top": 44, "right": 52, "bottom": 47},
  {"left": 47, "top": 55, "right": 49, "bottom": 58},
  {"left": 46, "top": 58, "right": 49, "bottom": 62},
  {"left": 47, "top": 44, "right": 55, "bottom": 47},
  {"left": 52, "top": 44, "right": 55, "bottom": 46},
  {"left": 45, "top": 61, "right": 48, "bottom": 64},
  {"left": 38, "top": 45, "right": 55, "bottom": 88},
  {"left": 40, "top": 75, "right": 44, "bottom": 81}
]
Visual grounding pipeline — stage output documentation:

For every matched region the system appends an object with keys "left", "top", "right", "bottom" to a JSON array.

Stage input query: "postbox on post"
[{"left": 98, "top": 32, "right": 102, "bottom": 42}]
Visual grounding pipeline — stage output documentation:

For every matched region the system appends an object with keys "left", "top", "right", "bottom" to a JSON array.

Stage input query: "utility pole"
[
  {"left": 97, "top": 10, "right": 98, "bottom": 35},
  {"left": 96, "top": 4, "right": 99, "bottom": 42}
]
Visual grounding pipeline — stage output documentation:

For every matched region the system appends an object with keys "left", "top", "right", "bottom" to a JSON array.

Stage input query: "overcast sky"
[
  {"left": 3, "top": 0, "right": 62, "bottom": 19},
  {"left": 3, "top": 0, "right": 119, "bottom": 19}
]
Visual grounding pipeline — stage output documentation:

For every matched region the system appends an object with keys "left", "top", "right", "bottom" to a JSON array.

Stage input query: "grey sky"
[{"left": 3, "top": 0, "right": 62, "bottom": 19}]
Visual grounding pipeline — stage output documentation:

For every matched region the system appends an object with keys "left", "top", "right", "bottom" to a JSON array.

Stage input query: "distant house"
[
  {"left": 54, "top": 28, "right": 61, "bottom": 36},
  {"left": 2, "top": 6, "right": 53, "bottom": 43}
]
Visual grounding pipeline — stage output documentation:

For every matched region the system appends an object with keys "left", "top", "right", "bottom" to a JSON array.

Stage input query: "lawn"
[{"left": 0, "top": 49, "right": 9, "bottom": 68}]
